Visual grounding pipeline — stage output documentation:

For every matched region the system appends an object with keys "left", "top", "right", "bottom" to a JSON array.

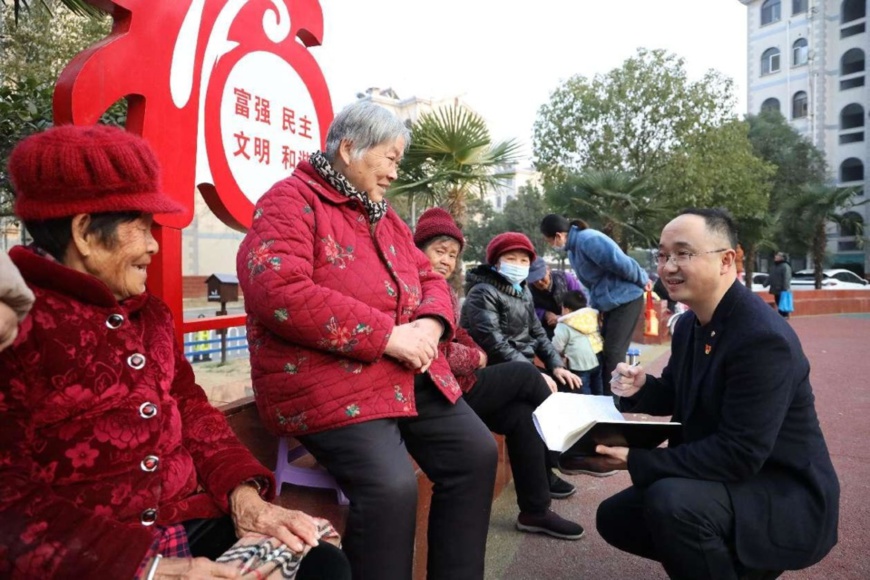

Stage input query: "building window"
[
  {"left": 793, "top": 0, "right": 808, "bottom": 14},
  {"left": 841, "top": 103, "right": 866, "bottom": 130},
  {"left": 762, "top": 0, "right": 782, "bottom": 25},
  {"left": 842, "top": 0, "right": 866, "bottom": 24},
  {"left": 792, "top": 91, "right": 809, "bottom": 118},
  {"left": 793, "top": 38, "right": 809, "bottom": 66},
  {"left": 841, "top": 48, "right": 866, "bottom": 75},
  {"left": 841, "top": 22, "right": 866, "bottom": 37},
  {"left": 841, "top": 158, "right": 865, "bottom": 182},
  {"left": 761, "top": 98, "right": 781, "bottom": 114},
  {"left": 762, "top": 48, "right": 781, "bottom": 75}
]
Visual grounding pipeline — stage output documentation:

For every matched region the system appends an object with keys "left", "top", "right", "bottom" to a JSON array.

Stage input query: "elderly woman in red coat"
[
  {"left": 0, "top": 125, "right": 349, "bottom": 580},
  {"left": 237, "top": 101, "right": 498, "bottom": 580}
]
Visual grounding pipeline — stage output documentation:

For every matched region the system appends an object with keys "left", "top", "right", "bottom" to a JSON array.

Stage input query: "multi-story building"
[
  {"left": 484, "top": 165, "right": 542, "bottom": 212},
  {"left": 741, "top": 0, "right": 868, "bottom": 273}
]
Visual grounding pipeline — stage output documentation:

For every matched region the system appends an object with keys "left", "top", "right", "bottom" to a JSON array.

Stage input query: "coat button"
[
  {"left": 140, "top": 508, "right": 158, "bottom": 526},
  {"left": 127, "top": 353, "right": 146, "bottom": 370},
  {"left": 139, "top": 402, "right": 158, "bottom": 419},
  {"left": 141, "top": 455, "right": 159, "bottom": 472},
  {"left": 106, "top": 314, "right": 124, "bottom": 329}
]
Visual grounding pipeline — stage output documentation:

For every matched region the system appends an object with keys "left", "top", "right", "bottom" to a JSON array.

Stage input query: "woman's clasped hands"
[{"left": 385, "top": 318, "right": 444, "bottom": 372}]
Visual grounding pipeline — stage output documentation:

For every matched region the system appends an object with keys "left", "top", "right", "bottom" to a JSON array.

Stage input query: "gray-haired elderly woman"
[{"left": 237, "top": 101, "right": 497, "bottom": 580}]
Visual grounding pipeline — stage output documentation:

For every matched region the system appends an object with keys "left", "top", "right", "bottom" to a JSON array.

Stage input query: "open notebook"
[{"left": 533, "top": 393, "right": 680, "bottom": 454}]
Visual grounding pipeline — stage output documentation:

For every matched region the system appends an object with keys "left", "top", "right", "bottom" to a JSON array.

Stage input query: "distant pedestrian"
[{"left": 768, "top": 251, "right": 793, "bottom": 318}]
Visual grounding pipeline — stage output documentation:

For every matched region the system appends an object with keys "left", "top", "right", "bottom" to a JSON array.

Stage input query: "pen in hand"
[{"left": 610, "top": 361, "right": 640, "bottom": 386}]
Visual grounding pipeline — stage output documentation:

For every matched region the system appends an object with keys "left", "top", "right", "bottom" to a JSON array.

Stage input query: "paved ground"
[{"left": 483, "top": 314, "right": 870, "bottom": 580}]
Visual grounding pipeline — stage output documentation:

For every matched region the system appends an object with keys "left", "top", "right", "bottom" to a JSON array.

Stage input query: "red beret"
[
  {"left": 414, "top": 207, "right": 465, "bottom": 250},
  {"left": 486, "top": 232, "right": 537, "bottom": 264},
  {"left": 9, "top": 124, "right": 184, "bottom": 220}
]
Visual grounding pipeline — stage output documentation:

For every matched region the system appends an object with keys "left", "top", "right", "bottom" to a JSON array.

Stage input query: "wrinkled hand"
[
  {"left": 610, "top": 362, "right": 646, "bottom": 398},
  {"left": 544, "top": 312, "right": 559, "bottom": 327},
  {"left": 541, "top": 372, "right": 558, "bottom": 394},
  {"left": 594, "top": 445, "right": 629, "bottom": 469},
  {"left": 0, "top": 302, "right": 18, "bottom": 352},
  {"left": 154, "top": 557, "right": 240, "bottom": 579},
  {"left": 552, "top": 367, "right": 581, "bottom": 391},
  {"left": 229, "top": 485, "right": 319, "bottom": 553},
  {"left": 384, "top": 321, "right": 439, "bottom": 371}
]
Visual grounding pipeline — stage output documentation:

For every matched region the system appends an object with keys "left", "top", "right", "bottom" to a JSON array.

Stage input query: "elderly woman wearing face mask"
[
  {"left": 236, "top": 102, "right": 497, "bottom": 580},
  {"left": 460, "top": 232, "right": 582, "bottom": 395},
  {"left": 0, "top": 125, "right": 349, "bottom": 580}
]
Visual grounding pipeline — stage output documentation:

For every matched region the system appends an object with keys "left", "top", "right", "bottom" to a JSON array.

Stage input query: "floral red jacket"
[
  {"left": 0, "top": 247, "right": 275, "bottom": 580},
  {"left": 237, "top": 161, "right": 459, "bottom": 437},
  {"left": 440, "top": 292, "right": 486, "bottom": 393}
]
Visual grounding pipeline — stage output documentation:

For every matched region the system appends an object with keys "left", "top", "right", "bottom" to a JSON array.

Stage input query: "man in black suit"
[{"left": 595, "top": 208, "right": 839, "bottom": 579}]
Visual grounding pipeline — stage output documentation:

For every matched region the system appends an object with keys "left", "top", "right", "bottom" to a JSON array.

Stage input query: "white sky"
[{"left": 311, "top": 0, "right": 749, "bottom": 162}]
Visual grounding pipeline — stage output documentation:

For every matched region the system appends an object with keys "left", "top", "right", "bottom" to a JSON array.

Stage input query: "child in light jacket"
[{"left": 552, "top": 291, "right": 603, "bottom": 395}]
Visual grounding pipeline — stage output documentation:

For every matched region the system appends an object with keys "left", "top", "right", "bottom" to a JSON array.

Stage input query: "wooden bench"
[{"left": 221, "top": 397, "right": 512, "bottom": 580}]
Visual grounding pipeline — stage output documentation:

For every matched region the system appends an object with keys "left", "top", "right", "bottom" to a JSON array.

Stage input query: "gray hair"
[{"left": 324, "top": 101, "right": 410, "bottom": 162}]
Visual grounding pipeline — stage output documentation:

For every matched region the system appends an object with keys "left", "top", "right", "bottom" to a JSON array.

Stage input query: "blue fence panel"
[{"left": 183, "top": 325, "right": 249, "bottom": 363}]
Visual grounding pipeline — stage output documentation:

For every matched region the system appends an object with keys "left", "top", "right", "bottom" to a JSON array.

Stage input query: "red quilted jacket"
[
  {"left": 237, "top": 162, "right": 460, "bottom": 437},
  {"left": 0, "top": 247, "right": 275, "bottom": 580},
  {"left": 440, "top": 292, "right": 486, "bottom": 393}
]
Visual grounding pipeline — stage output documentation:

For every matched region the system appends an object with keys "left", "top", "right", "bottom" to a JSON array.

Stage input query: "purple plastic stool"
[{"left": 274, "top": 437, "right": 349, "bottom": 505}]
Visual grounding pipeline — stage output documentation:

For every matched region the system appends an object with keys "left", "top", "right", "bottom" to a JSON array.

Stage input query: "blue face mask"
[{"left": 498, "top": 261, "right": 530, "bottom": 285}]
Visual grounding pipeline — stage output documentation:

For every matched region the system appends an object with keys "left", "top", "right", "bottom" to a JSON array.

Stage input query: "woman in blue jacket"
[{"left": 540, "top": 215, "right": 650, "bottom": 399}]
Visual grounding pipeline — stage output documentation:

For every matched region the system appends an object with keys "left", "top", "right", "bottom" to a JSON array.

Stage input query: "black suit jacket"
[{"left": 626, "top": 280, "right": 839, "bottom": 570}]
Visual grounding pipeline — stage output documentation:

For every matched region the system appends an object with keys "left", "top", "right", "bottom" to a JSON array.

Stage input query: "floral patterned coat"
[
  {"left": 0, "top": 247, "right": 275, "bottom": 580},
  {"left": 237, "top": 161, "right": 459, "bottom": 437}
]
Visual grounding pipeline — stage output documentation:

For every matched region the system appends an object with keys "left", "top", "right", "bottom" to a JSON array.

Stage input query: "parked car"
[
  {"left": 792, "top": 269, "right": 870, "bottom": 290},
  {"left": 750, "top": 273, "right": 769, "bottom": 292}
]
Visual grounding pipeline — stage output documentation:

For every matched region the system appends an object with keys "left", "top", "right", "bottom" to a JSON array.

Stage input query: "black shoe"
[
  {"left": 558, "top": 454, "right": 619, "bottom": 477},
  {"left": 548, "top": 473, "right": 576, "bottom": 499},
  {"left": 516, "top": 510, "right": 585, "bottom": 540}
]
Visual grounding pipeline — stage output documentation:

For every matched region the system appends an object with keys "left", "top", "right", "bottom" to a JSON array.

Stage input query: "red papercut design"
[{"left": 52, "top": 0, "right": 334, "bottom": 333}]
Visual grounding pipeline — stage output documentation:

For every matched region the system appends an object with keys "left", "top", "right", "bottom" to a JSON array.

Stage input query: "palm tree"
[
  {"left": 781, "top": 184, "right": 867, "bottom": 289},
  {"left": 735, "top": 211, "right": 779, "bottom": 289},
  {"left": 7, "top": 0, "right": 101, "bottom": 21},
  {"left": 393, "top": 106, "right": 523, "bottom": 229},
  {"left": 545, "top": 169, "right": 665, "bottom": 251}
]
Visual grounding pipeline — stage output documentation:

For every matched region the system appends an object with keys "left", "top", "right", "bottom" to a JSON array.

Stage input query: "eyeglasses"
[{"left": 653, "top": 249, "right": 728, "bottom": 267}]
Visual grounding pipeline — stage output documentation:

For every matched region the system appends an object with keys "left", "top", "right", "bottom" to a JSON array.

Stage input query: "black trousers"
[
  {"left": 299, "top": 374, "right": 498, "bottom": 580},
  {"left": 463, "top": 360, "right": 553, "bottom": 515},
  {"left": 183, "top": 516, "right": 351, "bottom": 579},
  {"left": 596, "top": 478, "right": 742, "bottom": 580},
  {"left": 601, "top": 296, "right": 644, "bottom": 396}
]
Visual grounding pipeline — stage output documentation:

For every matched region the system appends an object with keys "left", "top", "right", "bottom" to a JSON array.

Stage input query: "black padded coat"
[{"left": 460, "top": 265, "right": 564, "bottom": 371}]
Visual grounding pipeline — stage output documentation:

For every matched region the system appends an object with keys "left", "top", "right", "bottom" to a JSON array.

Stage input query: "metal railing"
[{"left": 183, "top": 325, "right": 248, "bottom": 363}]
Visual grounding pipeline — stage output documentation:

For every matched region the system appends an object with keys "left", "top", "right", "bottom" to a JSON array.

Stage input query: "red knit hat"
[
  {"left": 9, "top": 124, "right": 184, "bottom": 220},
  {"left": 486, "top": 232, "right": 537, "bottom": 264},
  {"left": 414, "top": 207, "right": 465, "bottom": 250}
]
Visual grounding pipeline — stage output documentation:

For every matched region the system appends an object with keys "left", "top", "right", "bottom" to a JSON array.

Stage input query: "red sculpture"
[{"left": 53, "top": 0, "right": 334, "bottom": 338}]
